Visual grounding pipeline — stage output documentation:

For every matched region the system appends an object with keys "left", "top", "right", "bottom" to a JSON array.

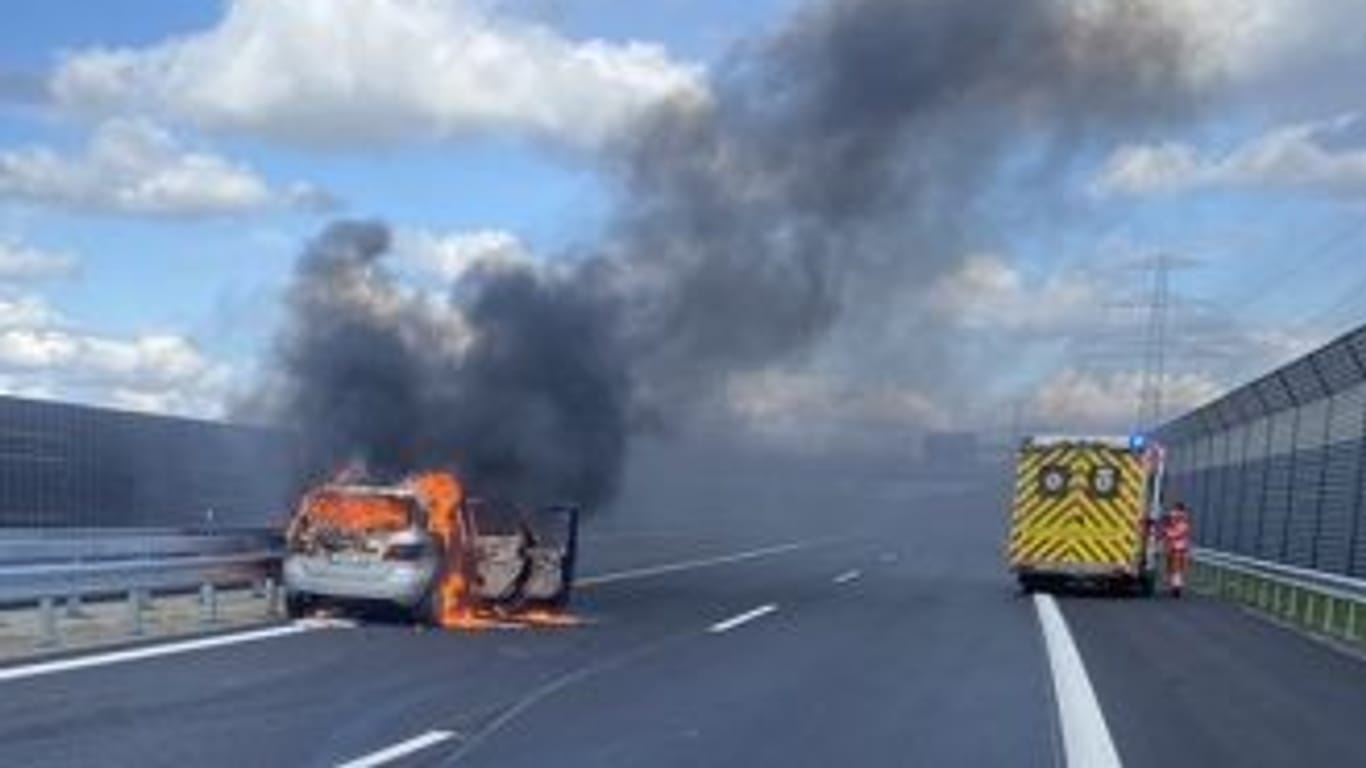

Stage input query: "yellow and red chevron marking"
[{"left": 1007, "top": 443, "right": 1144, "bottom": 570}]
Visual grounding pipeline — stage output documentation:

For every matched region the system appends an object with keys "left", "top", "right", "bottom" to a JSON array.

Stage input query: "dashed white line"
[
  {"left": 1034, "top": 594, "right": 1123, "bottom": 768},
  {"left": 577, "top": 540, "right": 823, "bottom": 587},
  {"left": 708, "top": 604, "right": 779, "bottom": 634},
  {"left": 0, "top": 621, "right": 341, "bottom": 684},
  {"left": 335, "top": 730, "right": 456, "bottom": 768},
  {"left": 833, "top": 569, "right": 862, "bottom": 584}
]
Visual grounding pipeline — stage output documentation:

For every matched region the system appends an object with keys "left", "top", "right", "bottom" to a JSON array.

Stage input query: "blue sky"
[{"left": 1, "top": 0, "right": 1364, "bottom": 435}]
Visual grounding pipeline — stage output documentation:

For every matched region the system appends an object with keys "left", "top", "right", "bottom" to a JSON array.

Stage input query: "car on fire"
[{"left": 282, "top": 471, "right": 579, "bottom": 625}]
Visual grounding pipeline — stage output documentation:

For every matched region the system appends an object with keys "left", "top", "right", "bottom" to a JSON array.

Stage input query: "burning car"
[{"left": 282, "top": 470, "right": 579, "bottom": 626}]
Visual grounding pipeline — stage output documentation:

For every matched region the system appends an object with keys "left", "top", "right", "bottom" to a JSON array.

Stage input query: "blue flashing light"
[{"left": 1129, "top": 433, "right": 1148, "bottom": 453}]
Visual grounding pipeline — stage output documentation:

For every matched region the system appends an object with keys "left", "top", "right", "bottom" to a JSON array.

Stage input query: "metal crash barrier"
[
  {"left": 0, "top": 528, "right": 283, "bottom": 649},
  {"left": 1191, "top": 547, "right": 1366, "bottom": 647}
]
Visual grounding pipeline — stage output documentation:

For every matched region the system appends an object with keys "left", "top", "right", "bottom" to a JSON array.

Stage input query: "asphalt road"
[{"left": 0, "top": 477, "right": 1362, "bottom": 767}]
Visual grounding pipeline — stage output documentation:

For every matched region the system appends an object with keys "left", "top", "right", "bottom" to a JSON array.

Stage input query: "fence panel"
[
  {"left": 1159, "top": 328, "right": 1366, "bottom": 580},
  {"left": 0, "top": 396, "right": 301, "bottom": 528},
  {"left": 1288, "top": 399, "right": 1331, "bottom": 567}
]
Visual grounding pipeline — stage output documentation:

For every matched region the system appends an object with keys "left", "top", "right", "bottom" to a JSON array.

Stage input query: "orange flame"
[
  {"left": 407, "top": 471, "right": 482, "bottom": 628},
  {"left": 299, "top": 491, "right": 410, "bottom": 532}
]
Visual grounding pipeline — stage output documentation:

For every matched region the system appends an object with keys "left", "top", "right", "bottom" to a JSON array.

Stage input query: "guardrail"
[
  {"left": 0, "top": 527, "right": 280, "bottom": 565},
  {"left": 1192, "top": 547, "right": 1366, "bottom": 647},
  {"left": 0, "top": 527, "right": 284, "bottom": 649}
]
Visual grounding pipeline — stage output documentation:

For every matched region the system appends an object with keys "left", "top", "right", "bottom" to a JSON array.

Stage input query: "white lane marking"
[
  {"left": 336, "top": 730, "right": 456, "bottom": 768},
  {"left": 1034, "top": 595, "right": 1123, "bottom": 768},
  {"left": 708, "top": 604, "right": 779, "bottom": 634},
  {"left": 577, "top": 540, "right": 823, "bottom": 587},
  {"left": 833, "top": 569, "right": 862, "bottom": 584},
  {"left": 0, "top": 622, "right": 333, "bottom": 684},
  {"left": 579, "top": 530, "right": 701, "bottom": 541}
]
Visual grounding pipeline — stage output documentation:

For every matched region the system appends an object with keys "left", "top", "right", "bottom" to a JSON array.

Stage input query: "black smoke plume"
[{"left": 253, "top": 0, "right": 1203, "bottom": 508}]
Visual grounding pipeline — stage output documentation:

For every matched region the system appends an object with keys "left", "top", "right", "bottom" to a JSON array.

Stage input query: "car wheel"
[
  {"left": 414, "top": 585, "right": 444, "bottom": 627},
  {"left": 1137, "top": 572, "right": 1157, "bottom": 598},
  {"left": 285, "top": 592, "right": 311, "bottom": 619}
]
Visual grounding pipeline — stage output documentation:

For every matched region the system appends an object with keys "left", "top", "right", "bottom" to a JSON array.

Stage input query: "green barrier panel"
[
  {"left": 1196, "top": 558, "right": 1366, "bottom": 649},
  {"left": 1334, "top": 598, "right": 1351, "bottom": 638}
]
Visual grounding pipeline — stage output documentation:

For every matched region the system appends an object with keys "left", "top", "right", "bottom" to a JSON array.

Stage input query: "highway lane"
[
  {"left": 0, "top": 483, "right": 1064, "bottom": 767},
  {"left": 1063, "top": 593, "right": 1366, "bottom": 768},
  {"left": 0, "top": 530, "right": 863, "bottom": 766},
  {"left": 2, "top": 474, "right": 1364, "bottom": 767},
  {"left": 448, "top": 534, "right": 1055, "bottom": 766}
]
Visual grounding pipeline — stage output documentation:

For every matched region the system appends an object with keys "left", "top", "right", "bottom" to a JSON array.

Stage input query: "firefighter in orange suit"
[{"left": 1160, "top": 502, "right": 1192, "bottom": 597}]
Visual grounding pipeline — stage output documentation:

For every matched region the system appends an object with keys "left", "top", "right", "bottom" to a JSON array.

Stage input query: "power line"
[
  {"left": 1223, "top": 217, "right": 1366, "bottom": 313},
  {"left": 1290, "top": 267, "right": 1366, "bottom": 334}
]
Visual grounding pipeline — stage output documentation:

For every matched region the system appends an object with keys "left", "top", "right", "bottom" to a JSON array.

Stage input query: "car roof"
[{"left": 311, "top": 484, "right": 419, "bottom": 501}]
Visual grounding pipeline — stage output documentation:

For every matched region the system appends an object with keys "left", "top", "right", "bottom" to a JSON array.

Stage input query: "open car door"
[
  {"left": 459, "top": 500, "right": 580, "bottom": 609},
  {"left": 520, "top": 504, "right": 579, "bottom": 608}
]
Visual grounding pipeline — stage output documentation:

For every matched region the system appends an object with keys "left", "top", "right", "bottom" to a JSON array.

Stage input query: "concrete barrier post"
[
  {"left": 127, "top": 589, "right": 144, "bottom": 637},
  {"left": 199, "top": 583, "right": 218, "bottom": 626},
  {"left": 264, "top": 577, "right": 280, "bottom": 618},
  {"left": 37, "top": 597, "right": 59, "bottom": 648}
]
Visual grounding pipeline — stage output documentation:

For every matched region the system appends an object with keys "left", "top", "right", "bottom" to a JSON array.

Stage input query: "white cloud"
[
  {"left": 922, "top": 252, "right": 1328, "bottom": 433},
  {"left": 1096, "top": 115, "right": 1366, "bottom": 198},
  {"left": 725, "top": 368, "right": 947, "bottom": 449},
  {"left": 51, "top": 0, "right": 706, "bottom": 150},
  {"left": 0, "top": 239, "right": 78, "bottom": 281},
  {"left": 0, "top": 118, "right": 333, "bottom": 216},
  {"left": 1028, "top": 368, "right": 1224, "bottom": 432},
  {"left": 0, "top": 321, "right": 230, "bottom": 418},
  {"left": 0, "top": 294, "right": 63, "bottom": 329},
  {"left": 927, "top": 254, "right": 1101, "bottom": 334},
  {"left": 395, "top": 228, "right": 533, "bottom": 282}
]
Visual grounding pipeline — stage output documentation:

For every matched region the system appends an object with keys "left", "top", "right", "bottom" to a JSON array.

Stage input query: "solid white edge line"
[
  {"left": 833, "top": 569, "right": 862, "bottom": 584},
  {"left": 1034, "top": 594, "right": 1123, "bottom": 768},
  {"left": 335, "top": 730, "right": 455, "bottom": 768},
  {"left": 577, "top": 540, "right": 818, "bottom": 587},
  {"left": 708, "top": 604, "right": 778, "bottom": 634},
  {"left": 0, "top": 622, "right": 325, "bottom": 684}
]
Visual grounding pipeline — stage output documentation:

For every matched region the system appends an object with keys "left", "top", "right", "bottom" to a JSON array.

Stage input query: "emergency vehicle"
[{"left": 1006, "top": 435, "right": 1162, "bottom": 594}]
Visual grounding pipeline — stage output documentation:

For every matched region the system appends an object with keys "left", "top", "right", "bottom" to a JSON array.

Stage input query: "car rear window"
[{"left": 304, "top": 492, "right": 416, "bottom": 532}]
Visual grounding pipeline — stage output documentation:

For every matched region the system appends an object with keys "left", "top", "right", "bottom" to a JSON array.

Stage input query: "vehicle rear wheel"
[
  {"left": 1136, "top": 571, "right": 1157, "bottom": 598},
  {"left": 285, "top": 592, "right": 311, "bottom": 619},
  {"left": 414, "top": 584, "right": 446, "bottom": 627},
  {"left": 1017, "top": 574, "right": 1040, "bottom": 595}
]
